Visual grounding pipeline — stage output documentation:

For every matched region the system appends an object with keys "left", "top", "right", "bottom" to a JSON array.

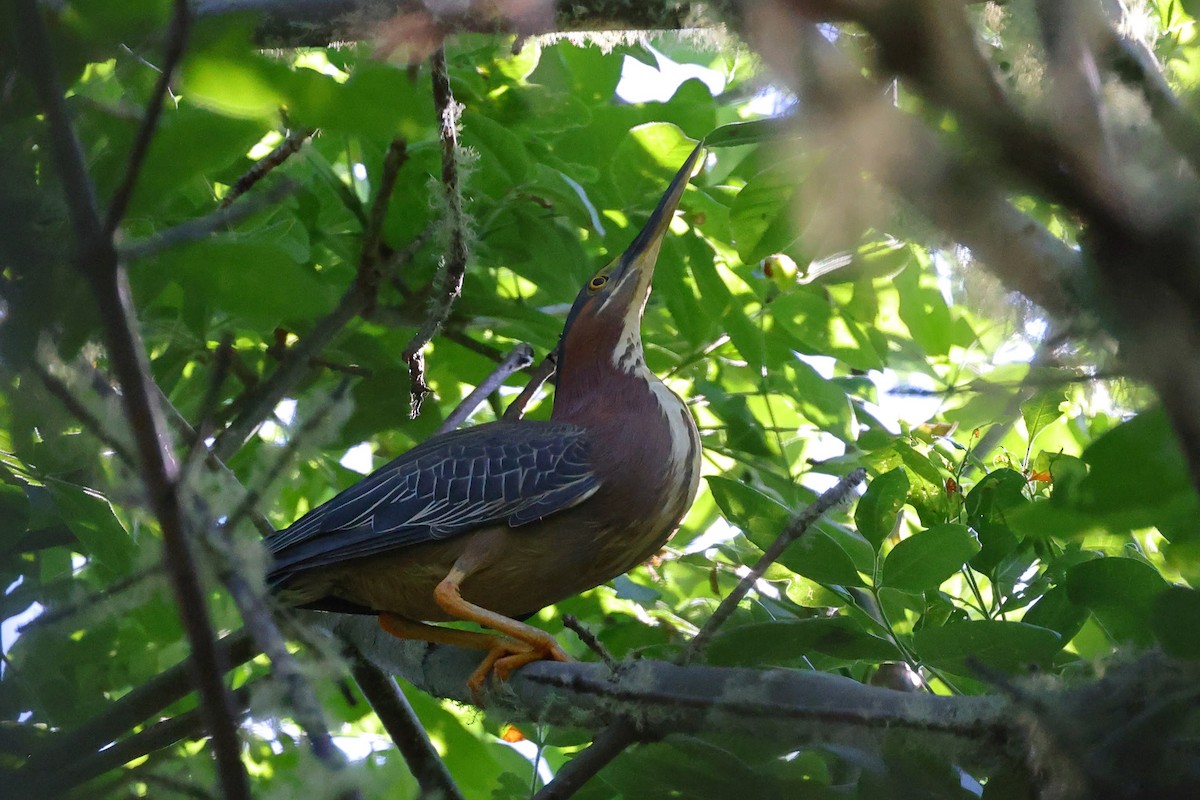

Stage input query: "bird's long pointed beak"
[{"left": 611, "top": 142, "right": 705, "bottom": 294}]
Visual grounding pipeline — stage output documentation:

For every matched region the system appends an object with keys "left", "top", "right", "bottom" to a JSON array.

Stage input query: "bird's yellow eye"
[{"left": 588, "top": 274, "right": 608, "bottom": 291}]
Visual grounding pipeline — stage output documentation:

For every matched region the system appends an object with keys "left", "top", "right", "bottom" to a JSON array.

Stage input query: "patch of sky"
[
  {"left": 340, "top": 442, "right": 375, "bottom": 475},
  {"left": 616, "top": 46, "right": 726, "bottom": 103}
]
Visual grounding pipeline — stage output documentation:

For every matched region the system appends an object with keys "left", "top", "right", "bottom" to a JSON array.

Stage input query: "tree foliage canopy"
[{"left": 3, "top": 1, "right": 1200, "bottom": 798}]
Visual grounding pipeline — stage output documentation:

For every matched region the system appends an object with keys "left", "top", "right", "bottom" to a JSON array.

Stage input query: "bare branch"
[
  {"left": 22, "top": 687, "right": 253, "bottom": 797},
  {"left": 30, "top": 361, "right": 137, "bottom": 468},
  {"left": 212, "top": 286, "right": 365, "bottom": 461},
  {"left": 219, "top": 127, "right": 313, "bottom": 209},
  {"left": 503, "top": 351, "right": 558, "bottom": 421},
  {"left": 403, "top": 48, "right": 470, "bottom": 417},
  {"left": 212, "top": 144, "right": 421, "bottom": 461},
  {"left": 532, "top": 719, "right": 644, "bottom": 800},
  {"left": 438, "top": 343, "right": 534, "bottom": 433},
  {"left": 560, "top": 614, "right": 618, "bottom": 672},
  {"left": 22, "top": 630, "right": 257, "bottom": 776},
  {"left": 331, "top": 612, "right": 1014, "bottom": 768},
  {"left": 121, "top": 180, "right": 299, "bottom": 261},
  {"left": 357, "top": 138, "right": 410, "bottom": 311},
  {"left": 347, "top": 653, "right": 466, "bottom": 800},
  {"left": 194, "top": 0, "right": 706, "bottom": 48},
  {"left": 103, "top": 0, "right": 191, "bottom": 234},
  {"left": 683, "top": 468, "right": 867, "bottom": 663},
  {"left": 221, "top": 380, "right": 349, "bottom": 535},
  {"left": 11, "top": 4, "right": 250, "bottom": 795},
  {"left": 217, "top": 569, "right": 361, "bottom": 798}
]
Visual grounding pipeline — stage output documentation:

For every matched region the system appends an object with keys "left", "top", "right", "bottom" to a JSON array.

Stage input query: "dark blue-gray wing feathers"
[{"left": 266, "top": 421, "right": 597, "bottom": 583}]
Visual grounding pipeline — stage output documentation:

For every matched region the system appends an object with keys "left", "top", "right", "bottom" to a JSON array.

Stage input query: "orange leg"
[
  {"left": 431, "top": 566, "right": 572, "bottom": 692},
  {"left": 378, "top": 613, "right": 510, "bottom": 652}
]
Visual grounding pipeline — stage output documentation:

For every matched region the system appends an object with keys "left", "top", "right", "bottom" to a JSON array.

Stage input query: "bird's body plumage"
[{"left": 266, "top": 143, "right": 705, "bottom": 688}]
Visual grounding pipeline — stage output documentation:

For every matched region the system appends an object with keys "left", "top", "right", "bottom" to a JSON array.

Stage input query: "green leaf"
[
  {"left": 707, "top": 478, "right": 865, "bottom": 586},
  {"left": 783, "top": 528, "right": 868, "bottom": 587},
  {"left": 1020, "top": 390, "right": 1065, "bottom": 443},
  {"left": 729, "top": 159, "right": 804, "bottom": 265},
  {"left": 964, "top": 469, "right": 1028, "bottom": 527},
  {"left": 1151, "top": 587, "right": 1200, "bottom": 659},
  {"left": 461, "top": 110, "right": 530, "bottom": 189},
  {"left": 1079, "top": 408, "right": 1194, "bottom": 515},
  {"left": 150, "top": 238, "right": 336, "bottom": 329},
  {"left": 703, "top": 118, "right": 794, "bottom": 148},
  {"left": 969, "top": 521, "right": 1019, "bottom": 575},
  {"left": 788, "top": 359, "right": 854, "bottom": 442},
  {"left": 881, "top": 524, "right": 981, "bottom": 592},
  {"left": 707, "top": 476, "right": 791, "bottom": 539},
  {"left": 894, "top": 260, "right": 956, "bottom": 356},
  {"left": 611, "top": 122, "right": 698, "bottom": 207},
  {"left": 0, "top": 483, "right": 31, "bottom": 553},
  {"left": 1022, "top": 586, "right": 1088, "bottom": 642},
  {"left": 912, "top": 620, "right": 1062, "bottom": 673},
  {"left": 46, "top": 484, "right": 135, "bottom": 575},
  {"left": 707, "top": 618, "right": 900, "bottom": 666},
  {"left": 855, "top": 467, "right": 909, "bottom": 549},
  {"left": 1066, "top": 557, "right": 1168, "bottom": 645}
]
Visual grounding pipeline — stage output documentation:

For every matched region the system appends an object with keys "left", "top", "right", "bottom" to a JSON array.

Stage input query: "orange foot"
[{"left": 468, "top": 637, "right": 572, "bottom": 696}]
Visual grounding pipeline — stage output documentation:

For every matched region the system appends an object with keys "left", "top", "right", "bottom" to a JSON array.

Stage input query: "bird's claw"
[{"left": 466, "top": 639, "right": 573, "bottom": 699}]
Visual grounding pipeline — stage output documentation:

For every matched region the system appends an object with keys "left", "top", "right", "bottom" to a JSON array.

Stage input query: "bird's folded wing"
[{"left": 265, "top": 421, "right": 598, "bottom": 580}]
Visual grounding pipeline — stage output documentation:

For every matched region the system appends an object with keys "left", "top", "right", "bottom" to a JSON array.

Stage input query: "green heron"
[{"left": 267, "top": 144, "right": 704, "bottom": 691}]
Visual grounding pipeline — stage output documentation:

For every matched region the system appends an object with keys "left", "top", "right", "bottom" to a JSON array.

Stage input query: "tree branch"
[
  {"left": 193, "top": 0, "right": 708, "bottom": 48},
  {"left": 347, "top": 654, "right": 466, "bottom": 800},
  {"left": 212, "top": 143, "right": 416, "bottom": 461},
  {"left": 532, "top": 719, "right": 645, "bottom": 800},
  {"left": 438, "top": 343, "right": 534, "bottom": 433},
  {"left": 503, "top": 351, "right": 558, "bottom": 421},
  {"left": 11, "top": 4, "right": 250, "bottom": 796},
  {"left": 22, "top": 687, "right": 253, "bottom": 798},
  {"left": 103, "top": 0, "right": 190, "bottom": 235},
  {"left": 219, "top": 127, "right": 313, "bottom": 209},
  {"left": 532, "top": 469, "right": 868, "bottom": 797},
  {"left": 683, "top": 467, "right": 867, "bottom": 663},
  {"left": 22, "top": 631, "right": 257, "bottom": 776},
  {"left": 404, "top": 47, "right": 470, "bottom": 417},
  {"left": 329, "top": 612, "right": 1013, "bottom": 767},
  {"left": 120, "top": 180, "right": 298, "bottom": 261}
]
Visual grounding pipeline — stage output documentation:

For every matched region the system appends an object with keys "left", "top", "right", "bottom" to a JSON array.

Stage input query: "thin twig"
[
  {"left": 212, "top": 286, "right": 365, "bottom": 460},
  {"left": 438, "top": 343, "right": 533, "bottom": 433},
  {"left": 212, "top": 155, "right": 420, "bottom": 461},
  {"left": 358, "top": 138, "right": 409, "bottom": 305},
  {"left": 120, "top": 180, "right": 298, "bottom": 261},
  {"left": 22, "top": 630, "right": 257, "bottom": 775},
  {"left": 561, "top": 615, "right": 618, "bottom": 672},
  {"left": 103, "top": 0, "right": 190, "bottom": 234},
  {"left": 30, "top": 361, "right": 137, "bottom": 468},
  {"left": 347, "top": 653, "right": 466, "bottom": 800},
  {"left": 682, "top": 468, "right": 867, "bottom": 664},
  {"left": 219, "top": 127, "right": 313, "bottom": 208},
  {"left": 403, "top": 47, "right": 470, "bottom": 417},
  {"left": 221, "top": 380, "right": 349, "bottom": 535},
  {"left": 195, "top": 417, "right": 361, "bottom": 795},
  {"left": 502, "top": 351, "right": 557, "bottom": 421},
  {"left": 23, "top": 686, "right": 254, "bottom": 797},
  {"left": 179, "top": 333, "right": 236, "bottom": 487},
  {"left": 531, "top": 718, "right": 647, "bottom": 800},
  {"left": 11, "top": 4, "right": 250, "bottom": 796},
  {"left": 219, "top": 568, "right": 360, "bottom": 799},
  {"left": 23, "top": 565, "right": 163, "bottom": 630},
  {"left": 154, "top": 382, "right": 276, "bottom": 539}
]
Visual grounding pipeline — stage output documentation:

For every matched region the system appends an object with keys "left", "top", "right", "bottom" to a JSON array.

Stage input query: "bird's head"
[{"left": 557, "top": 143, "right": 704, "bottom": 379}]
